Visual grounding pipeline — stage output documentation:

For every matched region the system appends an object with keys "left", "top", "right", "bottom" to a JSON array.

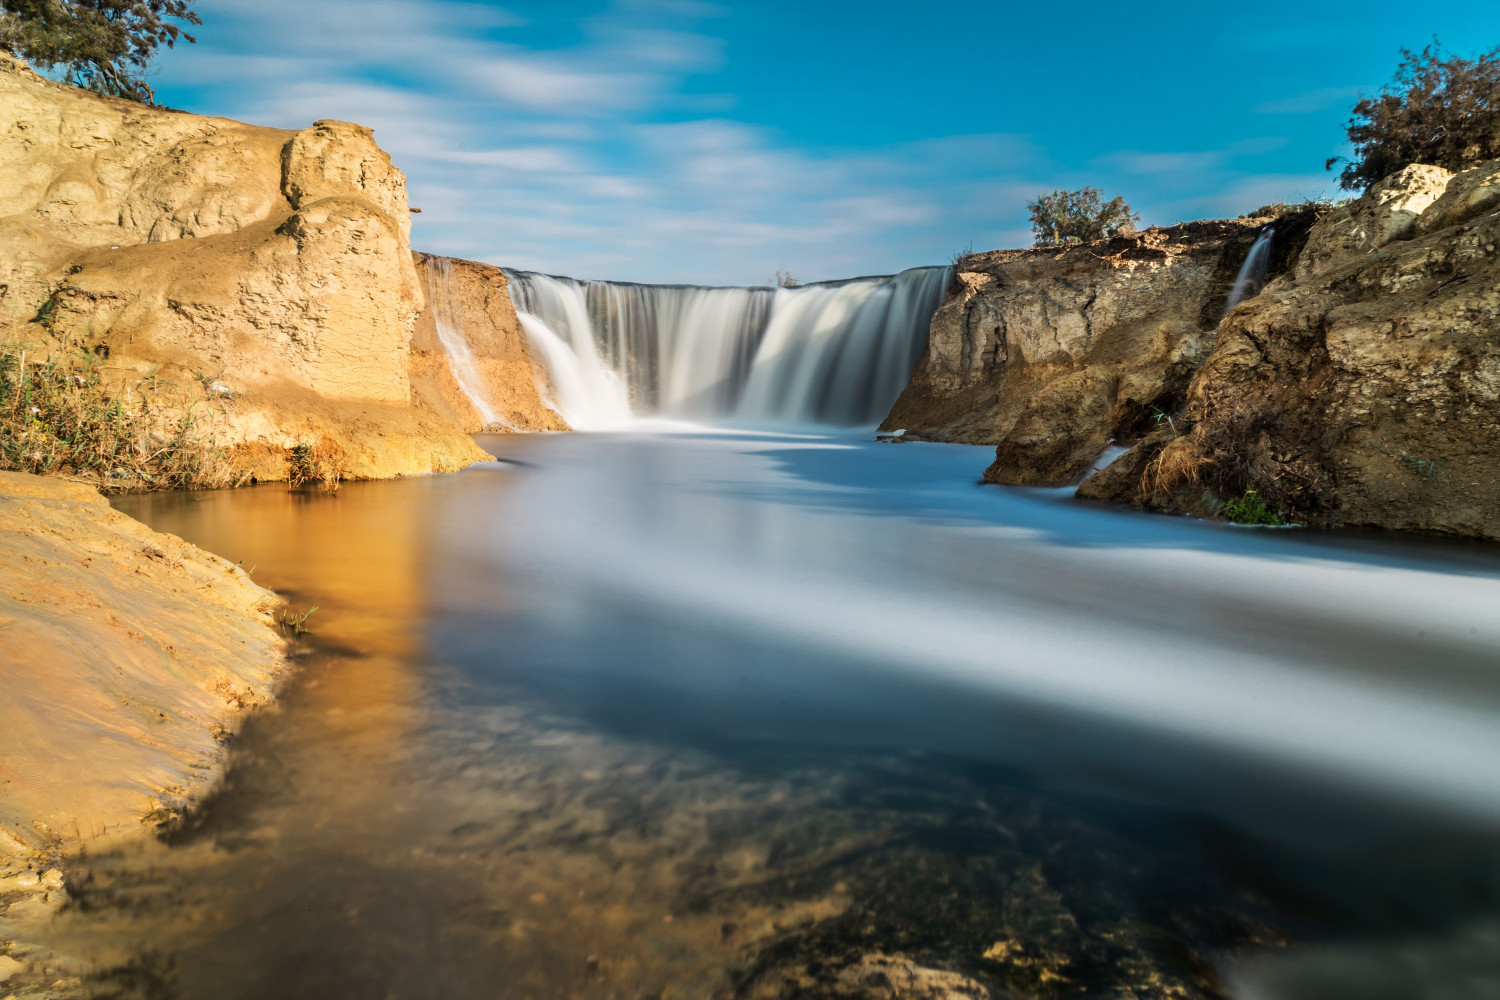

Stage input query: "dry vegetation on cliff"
[{"left": 1, "top": 342, "right": 245, "bottom": 491}]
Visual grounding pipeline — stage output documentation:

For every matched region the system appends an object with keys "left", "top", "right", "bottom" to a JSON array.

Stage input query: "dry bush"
[
  {"left": 286, "top": 438, "right": 345, "bottom": 493},
  {"left": 1, "top": 342, "right": 245, "bottom": 491},
  {"left": 1139, "top": 436, "right": 1210, "bottom": 499},
  {"left": 1028, "top": 187, "right": 1139, "bottom": 246},
  {"left": 1331, "top": 42, "right": 1500, "bottom": 190},
  {"left": 1178, "top": 398, "right": 1330, "bottom": 521}
]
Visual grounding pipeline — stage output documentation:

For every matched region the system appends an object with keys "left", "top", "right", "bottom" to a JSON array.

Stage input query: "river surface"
[{"left": 69, "top": 430, "right": 1500, "bottom": 999}]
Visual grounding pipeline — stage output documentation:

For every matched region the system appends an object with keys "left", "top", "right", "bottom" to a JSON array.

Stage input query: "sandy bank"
[{"left": 0, "top": 471, "right": 285, "bottom": 862}]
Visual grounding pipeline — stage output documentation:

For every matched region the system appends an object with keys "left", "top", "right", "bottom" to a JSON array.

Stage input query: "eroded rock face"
[
  {"left": 1296, "top": 163, "right": 1453, "bottom": 277},
  {"left": 411, "top": 253, "right": 569, "bottom": 432},
  {"left": 0, "top": 471, "right": 285, "bottom": 858},
  {"left": 1415, "top": 158, "right": 1500, "bottom": 236},
  {"left": 883, "top": 217, "right": 1316, "bottom": 486},
  {"left": 0, "top": 54, "right": 506, "bottom": 481},
  {"left": 1084, "top": 163, "right": 1500, "bottom": 539}
]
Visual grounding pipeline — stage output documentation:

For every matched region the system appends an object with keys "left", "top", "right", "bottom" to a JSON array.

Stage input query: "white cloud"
[
  {"left": 1252, "top": 86, "right": 1364, "bottom": 115},
  {"left": 152, "top": 0, "right": 1335, "bottom": 284},
  {"left": 476, "top": 58, "right": 657, "bottom": 112},
  {"left": 1100, "top": 150, "right": 1226, "bottom": 176}
]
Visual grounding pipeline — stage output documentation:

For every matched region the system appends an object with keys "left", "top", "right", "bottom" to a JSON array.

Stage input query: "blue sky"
[{"left": 150, "top": 0, "right": 1497, "bottom": 284}]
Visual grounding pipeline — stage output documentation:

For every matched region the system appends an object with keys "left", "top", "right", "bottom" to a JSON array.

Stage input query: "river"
[{"left": 56, "top": 428, "right": 1500, "bottom": 999}]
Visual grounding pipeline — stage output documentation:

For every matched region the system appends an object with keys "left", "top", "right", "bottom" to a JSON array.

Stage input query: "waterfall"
[
  {"left": 504, "top": 266, "right": 950, "bottom": 429},
  {"left": 421, "top": 254, "right": 505, "bottom": 428},
  {"left": 1224, "top": 228, "right": 1275, "bottom": 315}
]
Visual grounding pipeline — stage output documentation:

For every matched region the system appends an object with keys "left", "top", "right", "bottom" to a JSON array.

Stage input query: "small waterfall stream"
[
  {"left": 505, "top": 267, "right": 950, "bottom": 429},
  {"left": 1224, "top": 227, "right": 1275, "bottom": 315},
  {"left": 421, "top": 254, "right": 505, "bottom": 428}
]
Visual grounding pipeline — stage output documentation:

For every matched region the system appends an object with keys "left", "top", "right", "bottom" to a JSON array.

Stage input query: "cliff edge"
[
  {"left": 882, "top": 215, "right": 1317, "bottom": 486},
  {"left": 1080, "top": 162, "right": 1500, "bottom": 539},
  {"left": 0, "top": 54, "right": 538, "bottom": 482}
]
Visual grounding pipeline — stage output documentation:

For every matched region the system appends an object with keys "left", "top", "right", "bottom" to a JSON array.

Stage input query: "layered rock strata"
[
  {"left": 411, "top": 253, "right": 568, "bottom": 432},
  {"left": 0, "top": 471, "right": 284, "bottom": 859},
  {"left": 0, "top": 54, "right": 554, "bottom": 483},
  {"left": 882, "top": 215, "right": 1317, "bottom": 486},
  {"left": 1080, "top": 162, "right": 1500, "bottom": 539}
]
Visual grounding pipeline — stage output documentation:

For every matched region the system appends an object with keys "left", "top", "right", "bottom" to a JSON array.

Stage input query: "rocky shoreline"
[{"left": 888, "top": 162, "right": 1499, "bottom": 540}]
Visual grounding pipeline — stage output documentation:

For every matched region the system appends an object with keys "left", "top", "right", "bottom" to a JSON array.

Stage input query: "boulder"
[
  {"left": 1082, "top": 180, "right": 1500, "bottom": 538},
  {"left": 1295, "top": 163, "right": 1453, "bottom": 278},
  {"left": 1415, "top": 158, "right": 1500, "bottom": 236}
]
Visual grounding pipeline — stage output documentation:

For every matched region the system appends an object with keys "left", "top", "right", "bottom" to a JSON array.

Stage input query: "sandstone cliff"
[
  {"left": 411, "top": 253, "right": 568, "bottom": 432},
  {"left": 0, "top": 471, "right": 284, "bottom": 859},
  {"left": 882, "top": 215, "right": 1317, "bottom": 486},
  {"left": 0, "top": 54, "right": 554, "bottom": 484},
  {"left": 1079, "top": 162, "right": 1500, "bottom": 539}
]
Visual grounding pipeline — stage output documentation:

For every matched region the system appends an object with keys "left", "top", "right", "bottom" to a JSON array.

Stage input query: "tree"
[
  {"left": 1027, "top": 187, "right": 1139, "bottom": 246},
  {"left": 0, "top": 0, "right": 199, "bottom": 104},
  {"left": 1328, "top": 42, "right": 1500, "bottom": 191}
]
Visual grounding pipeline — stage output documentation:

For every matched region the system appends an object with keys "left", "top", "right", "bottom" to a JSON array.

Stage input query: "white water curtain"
[{"left": 505, "top": 267, "right": 950, "bottom": 429}]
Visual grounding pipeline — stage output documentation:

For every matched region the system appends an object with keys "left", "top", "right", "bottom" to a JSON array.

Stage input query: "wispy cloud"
[
  {"left": 1253, "top": 86, "right": 1365, "bottom": 114},
  {"left": 151, "top": 0, "right": 1353, "bottom": 284}
]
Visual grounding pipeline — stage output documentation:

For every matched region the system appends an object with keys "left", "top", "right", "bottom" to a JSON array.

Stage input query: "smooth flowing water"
[
  {"left": 59, "top": 431, "right": 1500, "bottom": 999},
  {"left": 420, "top": 253, "right": 505, "bottom": 428},
  {"left": 506, "top": 268, "right": 949, "bottom": 429},
  {"left": 1224, "top": 228, "right": 1275, "bottom": 315}
]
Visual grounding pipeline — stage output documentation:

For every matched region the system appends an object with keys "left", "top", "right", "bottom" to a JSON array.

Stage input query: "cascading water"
[
  {"left": 504, "top": 267, "right": 950, "bottom": 429},
  {"left": 420, "top": 254, "right": 506, "bottom": 428},
  {"left": 1224, "top": 228, "right": 1275, "bottom": 315}
]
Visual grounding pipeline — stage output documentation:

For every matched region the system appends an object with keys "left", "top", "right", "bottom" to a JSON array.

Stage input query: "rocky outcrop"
[
  {"left": 411, "top": 253, "right": 568, "bottom": 432},
  {"left": 0, "top": 54, "right": 557, "bottom": 483},
  {"left": 882, "top": 216, "right": 1317, "bottom": 486},
  {"left": 1079, "top": 161, "right": 1500, "bottom": 539},
  {"left": 0, "top": 471, "right": 284, "bottom": 859}
]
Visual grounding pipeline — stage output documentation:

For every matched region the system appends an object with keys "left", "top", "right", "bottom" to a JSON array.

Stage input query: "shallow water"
[{"left": 69, "top": 431, "right": 1500, "bottom": 998}]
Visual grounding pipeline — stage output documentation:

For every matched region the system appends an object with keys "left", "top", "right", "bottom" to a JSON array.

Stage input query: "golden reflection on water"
[
  {"left": 63, "top": 478, "right": 865, "bottom": 999},
  {"left": 34, "top": 468, "right": 1286, "bottom": 1000}
]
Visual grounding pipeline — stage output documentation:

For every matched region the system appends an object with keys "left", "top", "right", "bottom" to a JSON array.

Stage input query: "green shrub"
[
  {"left": 1222, "top": 490, "right": 1285, "bottom": 526},
  {"left": 1, "top": 343, "right": 243, "bottom": 490},
  {"left": 1328, "top": 42, "right": 1500, "bottom": 191},
  {"left": 0, "top": 0, "right": 200, "bottom": 103},
  {"left": 1027, "top": 187, "right": 1139, "bottom": 247}
]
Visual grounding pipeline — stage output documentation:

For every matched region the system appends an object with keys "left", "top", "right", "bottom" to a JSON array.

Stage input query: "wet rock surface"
[{"left": 410, "top": 253, "right": 569, "bottom": 433}]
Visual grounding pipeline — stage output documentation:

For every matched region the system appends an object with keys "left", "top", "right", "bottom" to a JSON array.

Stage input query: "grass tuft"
[
  {"left": 1, "top": 342, "right": 247, "bottom": 492},
  {"left": 286, "top": 440, "right": 344, "bottom": 493},
  {"left": 276, "top": 605, "right": 319, "bottom": 637}
]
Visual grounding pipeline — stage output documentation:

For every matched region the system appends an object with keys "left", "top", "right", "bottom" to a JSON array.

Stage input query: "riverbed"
[{"left": 53, "top": 430, "right": 1500, "bottom": 998}]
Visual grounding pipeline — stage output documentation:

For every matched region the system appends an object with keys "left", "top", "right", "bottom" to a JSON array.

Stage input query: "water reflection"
[{"left": 60, "top": 431, "right": 1500, "bottom": 999}]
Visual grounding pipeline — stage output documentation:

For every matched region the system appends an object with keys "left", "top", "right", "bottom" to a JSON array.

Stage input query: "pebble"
[{"left": 0, "top": 954, "right": 26, "bottom": 982}]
